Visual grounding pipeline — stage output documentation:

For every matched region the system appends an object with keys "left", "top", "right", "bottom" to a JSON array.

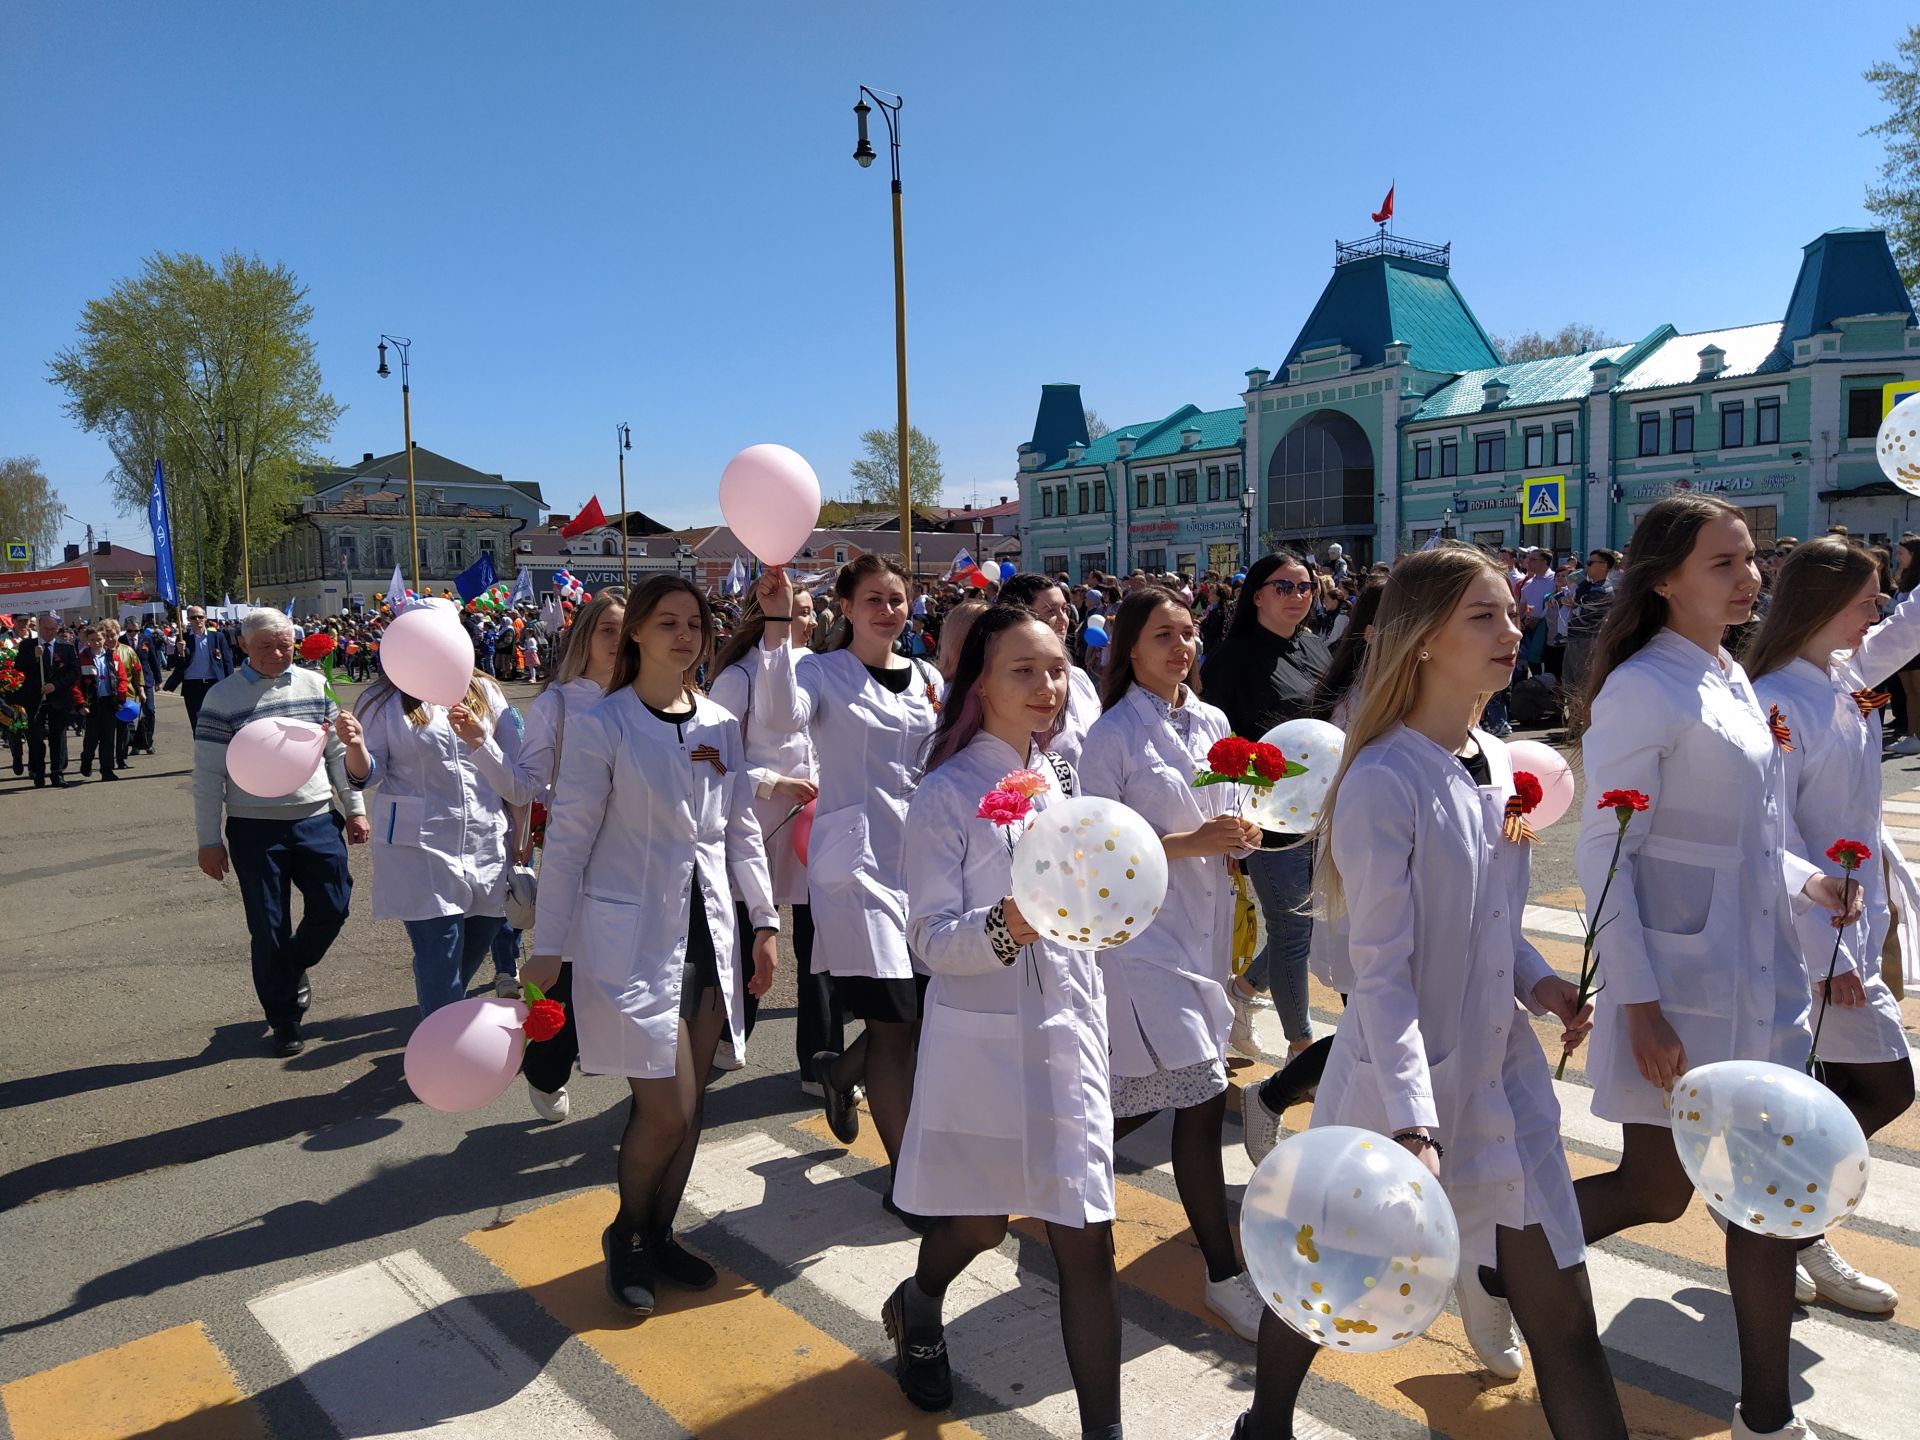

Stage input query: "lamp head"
[
  {"left": 376, "top": 340, "right": 390, "bottom": 379},
  {"left": 853, "top": 99, "right": 876, "bottom": 168}
]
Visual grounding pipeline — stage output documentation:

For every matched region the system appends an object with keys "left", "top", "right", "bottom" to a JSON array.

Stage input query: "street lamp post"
[
  {"left": 852, "top": 86, "right": 913, "bottom": 567},
  {"left": 616, "top": 422, "right": 632, "bottom": 592},
  {"left": 376, "top": 336, "right": 421, "bottom": 594},
  {"left": 1239, "top": 487, "right": 1256, "bottom": 570}
]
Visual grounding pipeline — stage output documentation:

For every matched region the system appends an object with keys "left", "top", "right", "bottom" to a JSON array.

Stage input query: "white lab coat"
[
  {"left": 894, "top": 732, "right": 1113, "bottom": 1226},
  {"left": 1752, "top": 596, "right": 1920, "bottom": 1064},
  {"left": 1318, "top": 726, "right": 1581, "bottom": 1273},
  {"left": 1077, "top": 684, "right": 1236, "bottom": 1079},
  {"left": 708, "top": 654, "right": 818, "bottom": 906},
  {"left": 358, "top": 678, "right": 531, "bottom": 922},
  {"left": 1578, "top": 630, "right": 1822, "bottom": 1126},
  {"left": 1052, "top": 666, "right": 1103, "bottom": 770},
  {"left": 508, "top": 677, "right": 605, "bottom": 807},
  {"left": 753, "top": 644, "right": 940, "bottom": 979},
  {"left": 533, "top": 689, "right": 778, "bottom": 1077}
]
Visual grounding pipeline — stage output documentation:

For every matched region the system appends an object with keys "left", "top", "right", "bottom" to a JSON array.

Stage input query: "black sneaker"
[
  {"left": 272, "top": 1027, "right": 304, "bottom": 1058},
  {"left": 882, "top": 1189, "right": 931, "bottom": 1235},
  {"left": 881, "top": 1280, "right": 952, "bottom": 1412},
  {"left": 652, "top": 1233, "right": 717, "bottom": 1291},
  {"left": 602, "top": 1222, "right": 657, "bottom": 1315},
  {"left": 812, "top": 1049, "right": 860, "bottom": 1144}
]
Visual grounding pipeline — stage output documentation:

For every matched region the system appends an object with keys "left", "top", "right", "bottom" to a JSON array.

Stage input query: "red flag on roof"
[
  {"left": 1371, "top": 183, "right": 1395, "bottom": 225},
  {"left": 559, "top": 495, "right": 607, "bottom": 539}
]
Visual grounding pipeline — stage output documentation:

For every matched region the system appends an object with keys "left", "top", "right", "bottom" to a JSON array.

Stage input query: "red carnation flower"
[
  {"left": 299, "top": 633, "right": 336, "bottom": 661},
  {"left": 1511, "top": 770, "right": 1544, "bottom": 813},
  {"left": 1825, "top": 838, "right": 1872, "bottom": 871},
  {"left": 1597, "top": 789, "right": 1650, "bottom": 814},
  {"left": 978, "top": 789, "right": 1032, "bottom": 827},
  {"left": 1207, "top": 735, "right": 1257, "bottom": 780},
  {"left": 522, "top": 998, "right": 567, "bottom": 1043},
  {"left": 1250, "top": 742, "right": 1287, "bottom": 781}
]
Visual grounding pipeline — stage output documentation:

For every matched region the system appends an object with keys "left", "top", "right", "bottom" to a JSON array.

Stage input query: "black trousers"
[
  {"left": 134, "top": 680, "right": 156, "bottom": 751},
  {"left": 735, "top": 901, "right": 838, "bottom": 1066},
  {"left": 80, "top": 697, "right": 118, "bottom": 776},
  {"left": 520, "top": 962, "right": 579, "bottom": 1094},
  {"left": 182, "top": 678, "right": 216, "bottom": 736},
  {"left": 27, "top": 703, "right": 67, "bottom": 780}
]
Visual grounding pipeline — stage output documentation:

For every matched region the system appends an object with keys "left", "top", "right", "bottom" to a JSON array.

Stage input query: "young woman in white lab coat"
[
  {"left": 1076, "top": 586, "right": 1267, "bottom": 1341},
  {"left": 998, "top": 573, "right": 1103, "bottom": 767},
  {"left": 1574, "top": 496, "right": 1861, "bottom": 1440},
  {"left": 880, "top": 605, "right": 1123, "bottom": 1440},
  {"left": 524, "top": 576, "right": 779, "bottom": 1318},
  {"left": 708, "top": 588, "right": 837, "bottom": 1081},
  {"left": 1238, "top": 544, "right": 1623, "bottom": 1440},
  {"left": 355, "top": 608, "right": 534, "bottom": 1018},
  {"left": 753, "top": 556, "right": 941, "bottom": 1225},
  {"left": 1745, "top": 538, "right": 1917, "bottom": 1316}
]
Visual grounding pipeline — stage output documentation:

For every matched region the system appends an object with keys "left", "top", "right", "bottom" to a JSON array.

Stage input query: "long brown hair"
[
  {"left": 1098, "top": 585, "right": 1197, "bottom": 710},
  {"left": 546, "top": 592, "right": 625, "bottom": 691},
  {"left": 1742, "top": 537, "right": 1880, "bottom": 682},
  {"left": 1583, "top": 494, "right": 1744, "bottom": 702},
  {"left": 922, "top": 606, "right": 1064, "bottom": 772},
  {"left": 607, "top": 575, "right": 713, "bottom": 694},
  {"left": 821, "top": 553, "right": 911, "bottom": 653}
]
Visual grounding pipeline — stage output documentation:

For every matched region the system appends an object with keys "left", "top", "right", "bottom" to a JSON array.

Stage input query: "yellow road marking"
[{"left": 1, "top": 1322, "right": 263, "bottom": 1440}]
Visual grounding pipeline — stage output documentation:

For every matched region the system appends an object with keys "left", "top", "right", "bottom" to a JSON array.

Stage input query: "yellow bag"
[{"left": 1231, "top": 865, "right": 1262, "bottom": 977}]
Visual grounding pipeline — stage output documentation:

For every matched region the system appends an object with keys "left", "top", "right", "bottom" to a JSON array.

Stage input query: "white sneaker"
[
  {"left": 1227, "top": 989, "right": 1264, "bottom": 1060},
  {"left": 1241, "top": 1081, "right": 1285, "bottom": 1168},
  {"left": 494, "top": 974, "right": 521, "bottom": 998},
  {"left": 1889, "top": 735, "right": 1920, "bottom": 757},
  {"left": 1203, "top": 1269, "right": 1266, "bottom": 1341},
  {"left": 713, "top": 1041, "right": 745, "bottom": 1072},
  {"left": 1455, "top": 1268, "right": 1524, "bottom": 1379},
  {"left": 1794, "top": 1262, "right": 1816, "bottom": 1305},
  {"left": 1733, "top": 1405, "right": 1819, "bottom": 1439},
  {"left": 1800, "top": 1238, "right": 1898, "bottom": 1313},
  {"left": 529, "top": 1084, "right": 570, "bottom": 1123}
]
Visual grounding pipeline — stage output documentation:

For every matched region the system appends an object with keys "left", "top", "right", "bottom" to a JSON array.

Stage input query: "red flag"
[
  {"left": 1371, "top": 183, "right": 1395, "bottom": 225},
  {"left": 559, "top": 495, "right": 606, "bottom": 539}
]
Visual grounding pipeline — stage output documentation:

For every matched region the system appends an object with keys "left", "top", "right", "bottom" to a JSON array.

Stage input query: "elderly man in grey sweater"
[{"left": 193, "top": 608, "right": 373, "bottom": 1056}]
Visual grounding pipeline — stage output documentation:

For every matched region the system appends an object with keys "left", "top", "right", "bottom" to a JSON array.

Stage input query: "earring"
[{"left": 1419, "top": 649, "right": 1430, "bottom": 661}]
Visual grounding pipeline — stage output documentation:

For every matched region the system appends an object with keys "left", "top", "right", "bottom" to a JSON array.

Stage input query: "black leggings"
[
  {"left": 521, "top": 963, "right": 577, "bottom": 1094},
  {"left": 613, "top": 985, "right": 728, "bottom": 1241},
  {"left": 1114, "top": 1092, "right": 1240, "bottom": 1282}
]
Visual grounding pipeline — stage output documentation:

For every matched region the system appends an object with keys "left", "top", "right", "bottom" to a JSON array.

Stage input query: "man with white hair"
[{"left": 191, "top": 608, "right": 373, "bottom": 1056}]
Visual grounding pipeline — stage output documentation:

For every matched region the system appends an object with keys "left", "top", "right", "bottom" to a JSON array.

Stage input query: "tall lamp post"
[
  {"left": 971, "top": 513, "right": 984, "bottom": 583},
  {"left": 376, "top": 335, "right": 421, "bottom": 594},
  {"left": 852, "top": 86, "right": 913, "bottom": 566},
  {"left": 616, "top": 422, "right": 633, "bottom": 592},
  {"left": 1239, "top": 487, "right": 1256, "bottom": 570}
]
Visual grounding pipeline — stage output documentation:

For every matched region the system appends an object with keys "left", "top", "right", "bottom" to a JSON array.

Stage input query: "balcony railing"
[{"left": 1334, "top": 231, "right": 1451, "bottom": 268}]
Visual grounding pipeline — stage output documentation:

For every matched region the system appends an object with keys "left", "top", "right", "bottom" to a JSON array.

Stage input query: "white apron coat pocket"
[
  {"left": 572, "top": 893, "right": 683, "bottom": 1078},
  {"left": 1633, "top": 834, "right": 1738, "bottom": 1017},
  {"left": 913, "top": 1001, "right": 1024, "bottom": 1141},
  {"left": 378, "top": 794, "right": 427, "bottom": 849},
  {"left": 807, "top": 804, "right": 872, "bottom": 894}
]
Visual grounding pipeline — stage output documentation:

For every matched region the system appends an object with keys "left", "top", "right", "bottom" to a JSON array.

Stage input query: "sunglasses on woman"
[{"left": 1264, "top": 578, "right": 1314, "bottom": 596}]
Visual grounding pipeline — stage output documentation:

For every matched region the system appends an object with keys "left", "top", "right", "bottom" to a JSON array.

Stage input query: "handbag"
[{"left": 503, "top": 689, "right": 568, "bottom": 931}]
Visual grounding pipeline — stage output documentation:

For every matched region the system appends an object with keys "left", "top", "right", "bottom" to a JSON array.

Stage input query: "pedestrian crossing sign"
[
  {"left": 5, "top": 541, "right": 28, "bottom": 564},
  {"left": 1524, "top": 475, "right": 1566, "bottom": 524},
  {"left": 1883, "top": 379, "right": 1920, "bottom": 417}
]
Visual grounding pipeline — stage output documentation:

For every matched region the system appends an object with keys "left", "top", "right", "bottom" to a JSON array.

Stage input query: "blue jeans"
[
  {"left": 227, "top": 811, "right": 353, "bottom": 1031},
  {"left": 403, "top": 914, "right": 505, "bottom": 1016},
  {"left": 491, "top": 924, "right": 520, "bottom": 980},
  {"left": 1242, "top": 844, "right": 1314, "bottom": 1045}
]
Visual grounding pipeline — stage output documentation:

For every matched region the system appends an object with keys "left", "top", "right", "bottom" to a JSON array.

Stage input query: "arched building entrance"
[{"left": 1265, "top": 410, "right": 1376, "bottom": 566}]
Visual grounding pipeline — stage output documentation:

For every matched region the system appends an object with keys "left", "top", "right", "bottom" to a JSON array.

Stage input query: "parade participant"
[
  {"left": 1745, "top": 538, "right": 1916, "bottom": 1314},
  {"left": 709, "top": 588, "right": 834, "bottom": 1085},
  {"left": 523, "top": 576, "right": 778, "bottom": 1317},
  {"left": 192, "top": 608, "right": 371, "bottom": 1056},
  {"left": 1077, "top": 586, "right": 1265, "bottom": 1340},
  {"left": 1236, "top": 543, "right": 1622, "bottom": 1440},
  {"left": 355, "top": 605, "right": 532, "bottom": 1018},
  {"left": 933, "top": 598, "right": 987, "bottom": 684},
  {"left": 77, "top": 624, "right": 129, "bottom": 781},
  {"left": 1201, "top": 551, "right": 1330, "bottom": 1063},
  {"left": 997, "top": 573, "right": 1102, "bottom": 767},
  {"left": 17, "top": 615, "right": 77, "bottom": 787},
  {"left": 164, "top": 604, "right": 235, "bottom": 734},
  {"left": 1575, "top": 496, "right": 1861, "bottom": 1440},
  {"left": 883, "top": 606, "right": 1123, "bottom": 1439},
  {"left": 113, "top": 625, "right": 141, "bottom": 769},
  {"left": 753, "top": 556, "right": 941, "bottom": 1227}
]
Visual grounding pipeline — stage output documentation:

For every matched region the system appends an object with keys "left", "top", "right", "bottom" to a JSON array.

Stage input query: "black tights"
[
  {"left": 825, "top": 1018, "right": 919, "bottom": 1173},
  {"left": 1244, "top": 1224, "right": 1626, "bottom": 1440},
  {"left": 1114, "top": 1092, "right": 1240, "bottom": 1282},
  {"left": 1817, "top": 1055, "right": 1915, "bottom": 1141},
  {"left": 914, "top": 1213, "right": 1121, "bottom": 1436},
  {"left": 614, "top": 989, "right": 728, "bottom": 1240},
  {"left": 1575, "top": 1122, "right": 1796, "bottom": 1433}
]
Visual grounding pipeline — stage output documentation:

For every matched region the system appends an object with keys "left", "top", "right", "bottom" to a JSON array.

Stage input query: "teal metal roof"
[
  {"left": 1279, "top": 255, "right": 1500, "bottom": 375},
  {"left": 1781, "top": 228, "right": 1915, "bottom": 341},
  {"left": 1030, "top": 383, "right": 1091, "bottom": 459},
  {"left": 1038, "top": 404, "right": 1242, "bottom": 471},
  {"left": 1412, "top": 347, "right": 1631, "bottom": 420},
  {"left": 1615, "top": 322, "right": 1790, "bottom": 392}
]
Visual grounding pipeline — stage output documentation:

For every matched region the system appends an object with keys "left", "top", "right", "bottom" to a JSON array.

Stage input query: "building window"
[
  {"left": 1056, "top": 484, "right": 1068, "bottom": 515},
  {"left": 1176, "top": 470, "right": 1197, "bottom": 504},
  {"left": 1077, "top": 482, "right": 1090, "bottom": 514},
  {"left": 1524, "top": 428, "right": 1544, "bottom": 468},
  {"left": 1136, "top": 475, "right": 1149, "bottom": 508},
  {"left": 1439, "top": 439, "right": 1458, "bottom": 477},
  {"left": 1671, "top": 410, "right": 1694, "bottom": 453},
  {"left": 833, "top": 545, "right": 849, "bottom": 563},
  {"left": 1139, "top": 547, "right": 1167, "bottom": 572},
  {"left": 1756, "top": 398, "right": 1780, "bottom": 445},
  {"left": 1414, "top": 444, "right": 1432, "bottom": 480},
  {"left": 1474, "top": 433, "right": 1506, "bottom": 473},
  {"left": 1093, "top": 480, "right": 1107, "bottom": 513},
  {"left": 1207, "top": 466, "right": 1223, "bottom": 501},
  {"left": 1638, "top": 414, "right": 1661, "bottom": 457},
  {"left": 374, "top": 534, "right": 394, "bottom": 571},
  {"left": 1740, "top": 504, "right": 1778, "bottom": 549},
  {"left": 1554, "top": 423, "right": 1575, "bottom": 465},
  {"left": 479, "top": 535, "right": 494, "bottom": 555},
  {"left": 1042, "top": 553, "right": 1070, "bottom": 576},
  {"left": 1042, "top": 488, "right": 1054, "bottom": 518},
  {"left": 446, "top": 537, "right": 464, "bottom": 570},
  {"left": 1720, "top": 402, "right": 1745, "bottom": 449},
  {"left": 1847, "top": 388, "right": 1884, "bottom": 439},
  {"left": 337, "top": 535, "right": 358, "bottom": 571},
  {"left": 1226, "top": 464, "right": 1242, "bottom": 497},
  {"left": 1079, "top": 550, "right": 1107, "bottom": 577},
  {"left": 1152, "top": 473, "right": 1166, "bottom": 506},
  {"left": 418, "top": 537, "right": 430, "bottom": 574}
]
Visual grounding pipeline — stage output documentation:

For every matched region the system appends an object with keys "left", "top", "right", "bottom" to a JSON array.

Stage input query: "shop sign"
[
  {"left": 1626, "top": 472, "right": 1793, "bottom": 501},
  {"left": 1127, "top": 516, "right": 1246, "bottom": 538}
]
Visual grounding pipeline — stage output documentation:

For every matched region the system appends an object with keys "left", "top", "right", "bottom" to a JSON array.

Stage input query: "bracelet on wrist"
[
  {"left": 1391, "top": 1129, "right": 1444, "bottom": 1159},
  {"left": 762, "top": 614, "right": 792, "bottom": 622}
]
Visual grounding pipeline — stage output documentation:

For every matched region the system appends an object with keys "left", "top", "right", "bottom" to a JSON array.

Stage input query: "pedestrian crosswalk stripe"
[
  {"left": 246, "top": 1249, "right": 623, "bottom": 1439},
  {"left": 0, "top": 1321, "right": 263, "bottom": 1440}
]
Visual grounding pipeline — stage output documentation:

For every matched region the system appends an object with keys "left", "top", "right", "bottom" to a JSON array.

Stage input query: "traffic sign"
[
  {"left": 1882, "top": 379, "right": 1920, "bottom": 417},
  {"left": 4, "top": 541, "right": 28, "bottom": 565},
  {"left": 1524, "top": 475, "right": 1567, "bottom": 524}
]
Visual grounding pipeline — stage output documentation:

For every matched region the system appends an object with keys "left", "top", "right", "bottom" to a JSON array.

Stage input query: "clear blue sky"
[{"left": 1, "top": 0, "right": 1910, "bottom": 554}]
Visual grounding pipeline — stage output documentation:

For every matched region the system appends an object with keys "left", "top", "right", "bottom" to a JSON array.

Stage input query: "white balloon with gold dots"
[
  {"left": 1008, "top": 796, "right": 1168, "bottom": 950},
  {"left": 1245, "top": 718, "right": 1345, "bottom": 835},
  {"left": 1875, "top": 393, "right": 1920, "bottom": 497}
]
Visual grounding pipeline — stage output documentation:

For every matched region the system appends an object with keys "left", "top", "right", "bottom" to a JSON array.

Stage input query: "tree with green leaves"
[
  {"left": 1491, "top": 322, "right": 1621, "bottom": 363},
  {"left": 847, "top": 423, "right": 945, "bottom": 507},
  {"left": 1866, "top": 23, "right": 1920, "bottom": 294},
  {"left": 0, "top": 457, "right": 62, "bottom": 569},
  {"left": 47, "top": 251, "right": 342, "bottom": 599}
]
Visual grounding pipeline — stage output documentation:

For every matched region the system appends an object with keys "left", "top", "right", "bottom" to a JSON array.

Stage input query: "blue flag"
[
  {"left": 147, "top": 458, "right": 179, "bottom": 605},
  {"left": 455, "top": 550, "right": 498, "bottom": 603}
]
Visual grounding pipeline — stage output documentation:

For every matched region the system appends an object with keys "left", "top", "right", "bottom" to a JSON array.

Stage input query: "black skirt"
[{"left": 834, "top": 971, "right": 930, "bottom": 1023}]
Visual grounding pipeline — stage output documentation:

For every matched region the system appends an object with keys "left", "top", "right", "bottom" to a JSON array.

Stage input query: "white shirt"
[{"left": 709, "top": 651, "right": 819, "bottom": 906}]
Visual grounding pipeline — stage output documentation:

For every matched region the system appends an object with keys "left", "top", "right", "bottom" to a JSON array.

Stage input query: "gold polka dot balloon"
[
  {"left": 1008, "top": 796, "right": 1168, "bottom": 950},
  {"left": 1242, "top": 1125, "right": 1461, "bottom": 1353},
  {"left": 1244, "top": 718, "right": 1345, "bottom": 835},
  {"left": 1875, "top": 393, "right": 1920, "bottom": 498},
  {"left": 1670, "top": 1060, "right": 1870, "bottom": 1238}
]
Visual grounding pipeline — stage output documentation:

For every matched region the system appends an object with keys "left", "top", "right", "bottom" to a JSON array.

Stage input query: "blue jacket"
[{"left": 163, "top": 628, "right": 234, "bottom": 689}]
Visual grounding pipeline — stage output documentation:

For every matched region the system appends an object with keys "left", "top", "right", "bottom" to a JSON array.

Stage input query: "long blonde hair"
[
  {"left": 1310, "top": 543, "right": 1509, "bottom": 918},
  {"left": 547, "top": 592, "right": 626, "bottom": 690}
]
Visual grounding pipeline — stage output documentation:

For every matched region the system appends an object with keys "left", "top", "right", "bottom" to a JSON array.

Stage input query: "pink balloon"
[
  {"left": 719, "top": 444, "right": 821, "bottom": 566},
  {"left": 791, "top": 799, "right": 815, "bottom": 866},
  {"left": 225, "top": 716, "right": 327, "bottom": 798},
  {"left": 404, "top": 996, "right": 528, "bottom": 1112},
  {"left": 381, "top": 601, "right": 474, "bottom": 707},
  {"left": 1506, "top": 738, "right": 1575, "bottom": 828}
]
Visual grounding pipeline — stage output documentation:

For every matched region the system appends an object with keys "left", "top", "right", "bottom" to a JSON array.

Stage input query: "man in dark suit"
[
  {"left": 18, "top": 616, "right": 80, "bottom": 787},
  {"left": 163, "top": 605, "right": 233, "bottom": 735}
]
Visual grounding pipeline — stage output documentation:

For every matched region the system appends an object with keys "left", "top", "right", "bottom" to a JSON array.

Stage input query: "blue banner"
[
  {"left": 147, "top": 458, "right": 179, "bottom": 605},
  {"left": 455, "top": 550, "right": 498, "bottom": 603}
]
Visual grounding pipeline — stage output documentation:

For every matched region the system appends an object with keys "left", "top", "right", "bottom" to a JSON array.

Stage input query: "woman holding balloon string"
[
  {"left": 883, "top": 604, "right": 1125, "bottom": 1438},
  {"left": 1743, "top": 537, "right": 1917, "bottom": 1317},
  {"left": 753, "top": 556, "right": 943, "bottom": 1228},
  {"left": 1076, "top": 586, "right": 1268, "bottom": 1341},
  {"left": 1573, "top": 496, "right": 1862, "bottom": 1440},
  {"left": 1237, "top": 543, "right": 1622, "bottom": 1440},
  {"left": 523, "top": 576, "right": 778, "bottom": 1316}
]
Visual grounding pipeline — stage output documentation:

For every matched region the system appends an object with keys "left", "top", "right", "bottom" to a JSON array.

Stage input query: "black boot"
[{"left": 602, "top": 1222, "right": 657, "bottom": 1315}]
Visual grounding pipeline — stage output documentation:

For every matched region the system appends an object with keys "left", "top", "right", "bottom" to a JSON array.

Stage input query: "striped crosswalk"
[{"left": 4, "top": 898, "right": 1916, "bottom": 1440}]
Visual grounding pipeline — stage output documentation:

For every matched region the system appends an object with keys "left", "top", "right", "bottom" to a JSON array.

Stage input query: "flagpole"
[
  {"left": 377, "top": 336, "right": 420, "bottom": 594},
  {"left": 617, "top": 422, "right": 632, "bottom": 593}
]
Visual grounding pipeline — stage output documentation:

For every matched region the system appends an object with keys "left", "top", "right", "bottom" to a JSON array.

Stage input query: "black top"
[
  {"left": 865, "top": 663, "right": 912, "bottom": 695},
  {"left": 1202, "top": 623, "right": 1334, "bottom": 740},
  {"left": 1457, "top": 746, "right": 1491, "bottom": 786}
]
